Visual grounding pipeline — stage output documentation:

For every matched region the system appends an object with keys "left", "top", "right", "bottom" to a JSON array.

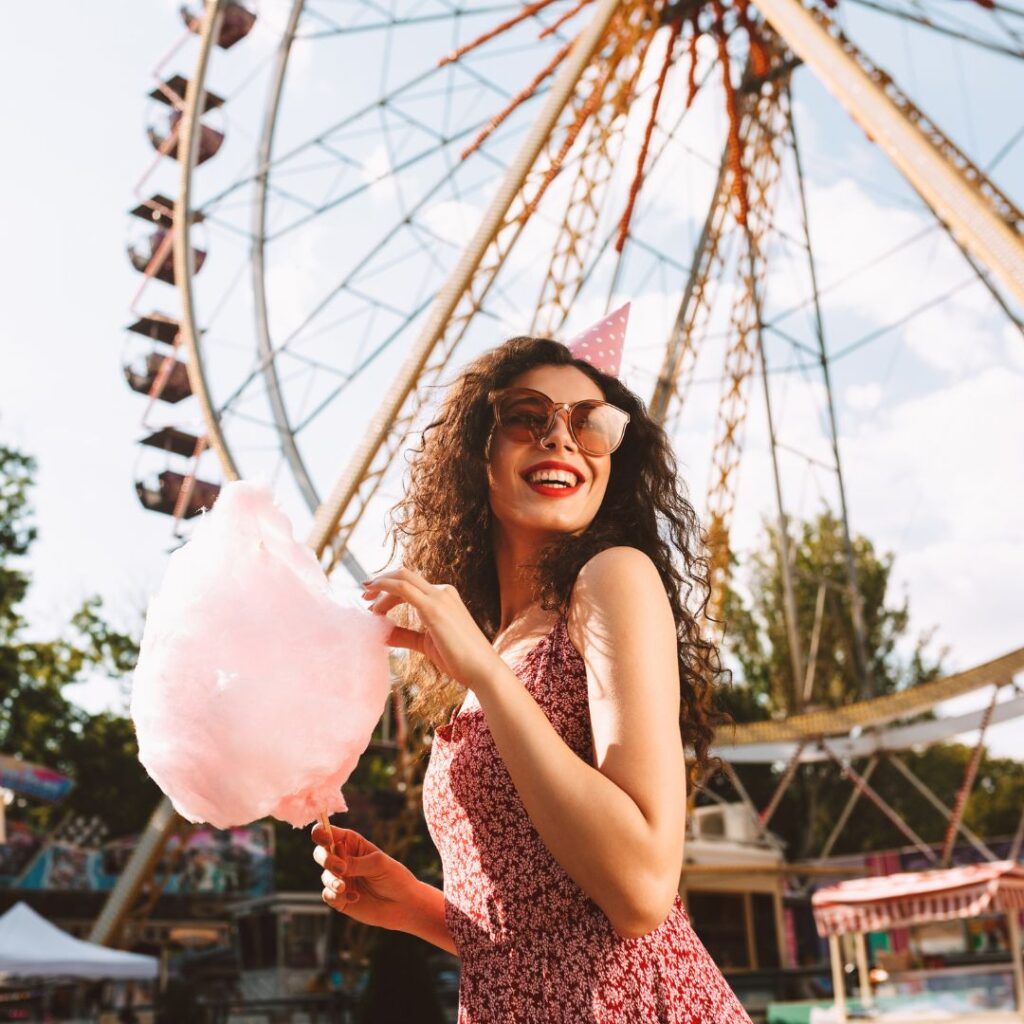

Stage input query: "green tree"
[
  {"left": 713, "top": 511, "right": 1023, "bottom": 859},
  {"left": 720, "top": 510, "right": 945, "bottom": 718},
  {"left": 0, "top": 442, "right": 156, "bottom": 838}
]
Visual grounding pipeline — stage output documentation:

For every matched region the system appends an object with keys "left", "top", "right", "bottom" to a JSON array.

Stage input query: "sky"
[{"left": 1, "top": 1, "right": 1022, "bottom": 762}]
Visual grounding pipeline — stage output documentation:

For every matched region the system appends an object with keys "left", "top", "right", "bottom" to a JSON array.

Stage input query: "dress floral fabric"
[{"left": 421, "top": 611, "right": 754, "bottom": 1023}]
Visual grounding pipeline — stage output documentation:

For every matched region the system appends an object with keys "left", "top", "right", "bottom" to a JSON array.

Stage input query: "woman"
[{"left": 311, "top": 308, "right": 752, "bottom": 1022}]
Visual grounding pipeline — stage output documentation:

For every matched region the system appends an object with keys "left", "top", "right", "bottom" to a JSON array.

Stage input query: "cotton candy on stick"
[{"left": 130, "top": 480, "right": 393, "bottom": 832}]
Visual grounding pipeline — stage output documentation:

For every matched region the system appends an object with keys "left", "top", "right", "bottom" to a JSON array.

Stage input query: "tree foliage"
[
  {"left": 0, "top": 442, "right": 158, "bottom": 838},
  {"left": 720, "top": 510, "right": 946, "bottom": 718},
  {"left": 713, "top": 510, "right": 1023, "bottom": 859}
]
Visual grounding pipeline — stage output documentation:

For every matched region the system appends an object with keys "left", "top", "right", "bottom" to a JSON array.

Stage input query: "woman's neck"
[{"left": 490, "top": 521, "right": 546, "bottom": 635}]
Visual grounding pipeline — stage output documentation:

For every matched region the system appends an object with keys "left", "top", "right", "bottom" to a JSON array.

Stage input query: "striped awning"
[{"left": 812, "top": 860, "right": 1024, "bottom": 937}]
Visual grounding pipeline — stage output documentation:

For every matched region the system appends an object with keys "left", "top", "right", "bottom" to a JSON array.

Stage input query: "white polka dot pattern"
[{"left": 565, "top": 302, "right": 631, "bottom": 377}]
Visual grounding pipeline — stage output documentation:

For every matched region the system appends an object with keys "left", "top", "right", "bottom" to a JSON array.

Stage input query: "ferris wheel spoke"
[
  {"left": 830, "top": 273, "right": 980, "bottom": 362},
  {"left": 197, "top": 55, "right": 530, "bottom": 215},
  {"left": 927, "top": 0, "right": 1024, "bottom": 18},
  {"left": 840, "top": 0, "right": 1024, "bottom": 56},
  {"left": 765, "top": 222, "right": 940, "bottom": 329},
  {"left": 291, "top": 295, "right": 442, "bottom": 436},
  {"left": 300, "top": 4, "right": 525, "bottom": 38},
  {"left": 212, "top": 244, "right": 442, "bottom": 429},
  {"left": 985, "top": 119, "right": 1024, "bottom": 172},
  {"left": 267, "top": 157, "right": 499, "bottom": 352},
  {"left": 261, "top": 99, "right": 532, "bottom": 243}
]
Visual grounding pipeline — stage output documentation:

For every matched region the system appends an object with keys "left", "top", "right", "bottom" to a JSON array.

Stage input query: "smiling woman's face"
[{"left": 485, "top": 364, "right": 612, "bottom": 541}]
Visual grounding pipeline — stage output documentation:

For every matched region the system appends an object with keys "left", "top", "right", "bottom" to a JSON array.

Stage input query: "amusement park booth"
[
  {"left": 683, "top": 803, "right": 789, "bottom": 972},
  {"left": 810, "top": 860, "right": 1024, "bottom": 1022}
]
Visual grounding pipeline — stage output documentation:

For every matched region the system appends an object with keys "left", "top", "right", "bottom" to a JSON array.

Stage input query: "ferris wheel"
[
  {"left": 125, "top": 0, "right": 1023, "bottom": 638},
  {"left": 104, "top": 0, "right": 1024, "bottom": 955}
]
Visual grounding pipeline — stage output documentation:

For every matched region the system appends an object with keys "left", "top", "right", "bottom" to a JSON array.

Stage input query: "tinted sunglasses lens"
[
  {"left": 571, "top": 403, "right": 626, "bottom": 454},
  {"left": 496, "top": 394, "right": 551, "bottom": 441}
]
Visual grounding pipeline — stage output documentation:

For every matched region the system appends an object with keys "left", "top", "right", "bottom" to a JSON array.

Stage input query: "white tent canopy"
[{"left": 0, "top": 902, "right": 158, "bottom": 980}]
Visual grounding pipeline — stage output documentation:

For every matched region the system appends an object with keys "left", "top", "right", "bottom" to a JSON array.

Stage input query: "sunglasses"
[{"left": 487, "top": 387, "right": 630, "bottom": 456}]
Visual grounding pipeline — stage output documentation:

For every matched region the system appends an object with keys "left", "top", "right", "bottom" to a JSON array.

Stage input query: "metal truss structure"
[{"left": 106, "top": 0, "right": 1024, "bottom": 967}]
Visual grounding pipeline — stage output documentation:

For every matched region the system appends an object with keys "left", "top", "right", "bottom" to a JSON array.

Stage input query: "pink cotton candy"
[{"left": 130, "top": 480, "right": 393, "bottom": 829}]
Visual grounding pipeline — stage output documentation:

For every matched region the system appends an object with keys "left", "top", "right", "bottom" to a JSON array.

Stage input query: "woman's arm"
[
  {"left": 471, "top": 546, "right": 687, "bottom": 940},
  {"left": 397, "top": 878, "right": 459, "bottom": 957}
]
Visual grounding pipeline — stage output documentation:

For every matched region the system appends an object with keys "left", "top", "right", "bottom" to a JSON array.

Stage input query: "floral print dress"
[{"left": 421, "top": 611, "right": 754, "bottom": 1023}]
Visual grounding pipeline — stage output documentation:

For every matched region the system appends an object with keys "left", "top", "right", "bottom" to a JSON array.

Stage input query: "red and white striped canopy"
[{"left": 812, "top": 860, "right": 1024, "bottom": 937}]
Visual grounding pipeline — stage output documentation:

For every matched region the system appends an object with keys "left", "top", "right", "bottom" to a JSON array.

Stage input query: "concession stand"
[{"left": 811, "top": 860, "right": 1024, "bottom": 1022}]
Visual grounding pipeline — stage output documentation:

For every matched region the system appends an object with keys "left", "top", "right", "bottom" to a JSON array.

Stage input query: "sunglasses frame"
[{"left": 486, "top": 386, "right": 631, "bottom": 456}]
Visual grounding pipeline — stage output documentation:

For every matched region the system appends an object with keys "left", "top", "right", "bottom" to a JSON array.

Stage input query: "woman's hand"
[
  {"left": 312, "top": 823, "right": 421, "bottom": 932},
  {"left": 361, "top": 567, "right": 501, "bottom": 689}
]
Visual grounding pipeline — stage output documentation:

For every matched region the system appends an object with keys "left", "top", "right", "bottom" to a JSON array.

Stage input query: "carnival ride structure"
[{"left": 105, "top": 0, "right": 1023, "bottom": 993}]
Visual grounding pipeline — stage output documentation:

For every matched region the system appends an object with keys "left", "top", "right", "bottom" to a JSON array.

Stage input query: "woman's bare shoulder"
[{"left": 566, "top": 546, "right": 671, "bottom": 655}]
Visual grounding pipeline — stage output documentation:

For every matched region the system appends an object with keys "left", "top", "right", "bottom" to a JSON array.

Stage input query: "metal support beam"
[
  {"left": 941, "top": 685, "right": 1000, "bottom": 866},
  {"left": 829, "top": 933, "right": 848, "bottom": 1024},
  {"left": 174, "top": 0, "right": 238, "bottom": 483},
  {"left": 855, "top": 931, "right": 874, "bottom": 1010},
  {"left": 759, "top": 742, "right": 805, "bottom": 827},
  {"left": 1009, "top": 912, "right": 1024, "bottom": 1016},
  {"left": 306, "top": 0, "right": 623, "bottom": 559},
  {"left": 89, "top": 797, "right": 179, "bottom": 946},
  {"left": 749, "top": 0, "right": 1024, "bottom": 305},
  {"left": 749, "top": 232, "right": 806, "bottom": 708},
  {"left": 885, "top": 752, "right": 999, "bottom": 862},
  {"left": 823, "top": 744, "right": 938, "bottom": 863},
  {"left": 787, "top": 87, "right": 874, "bottom": 700},
  {"left": 820, "top": 754, "right": 877, "bottom": 861}
]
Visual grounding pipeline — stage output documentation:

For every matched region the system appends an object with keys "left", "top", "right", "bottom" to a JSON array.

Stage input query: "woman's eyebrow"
[{"left": 516, "top": 387, "right": 601, "bottom": 403}]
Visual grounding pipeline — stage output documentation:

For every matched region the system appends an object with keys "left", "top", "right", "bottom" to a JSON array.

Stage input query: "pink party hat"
[{"left": 565, "top": 302, "right": 630, "bottom": 377}]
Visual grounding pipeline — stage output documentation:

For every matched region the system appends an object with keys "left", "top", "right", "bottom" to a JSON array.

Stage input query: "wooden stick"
[{"left": 318, "top": 810, "right": 335, "bottom": 856}]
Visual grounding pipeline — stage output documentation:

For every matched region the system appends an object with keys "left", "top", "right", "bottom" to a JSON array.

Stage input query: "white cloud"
[
  {"left": 845, "top": 382, "right": 883, "bottom": 413},
  {"left": 903, "top": 297, "right": 1004, "bottom": 377},
  {"left": 420, "top": 197, "right": 483, "bottom": 249},
  {"left": 844, "top": 366, "right": 1024, "bottom": 542}
]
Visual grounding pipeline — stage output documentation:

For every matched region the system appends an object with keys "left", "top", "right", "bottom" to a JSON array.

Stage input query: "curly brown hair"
[{"left": 378, "top": 335, "right": 730, "bottom": 781}]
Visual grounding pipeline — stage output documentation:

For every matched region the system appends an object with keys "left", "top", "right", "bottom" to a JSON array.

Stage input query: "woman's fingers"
[
  {"left": 312, "top": 843, "right": 347, "bottom": 870},
  {"left": 363, "top": 567, "right": 431, "bottom": 594},
  {"left": 322, "top": 886, "right": 360, "bottom": 909},
  {"left": 320, "top": 868, "right": 362, "bottom": 910},
  {"left": 321, "top": 868, "right": 345, "bottom": 893},
  {"left": 311, "top": 822, "right": 347, "bottom": 849},
  {"left": 381, "top": 624, "right": 425, "bottom": 654},
  {"left": 311, "top": 826, "right": 372, "bottom": 914},
  {"left": 362, "top": 578, "right": 420, "bottom": 610},
  {"left": 363, "top": 591, "right": 404, "bottom": 615},
  {"left": 312, "top": 837, "right": 384, "bottom": 883},
  {"left": 322, "top": 885, "right": 358, "bottom": 909},
  {"left": 311, "top": 823, "right": 373, "bottom": 856},
  {"left": 317, "top": 849, "right": 380, "bottom": 879}
]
